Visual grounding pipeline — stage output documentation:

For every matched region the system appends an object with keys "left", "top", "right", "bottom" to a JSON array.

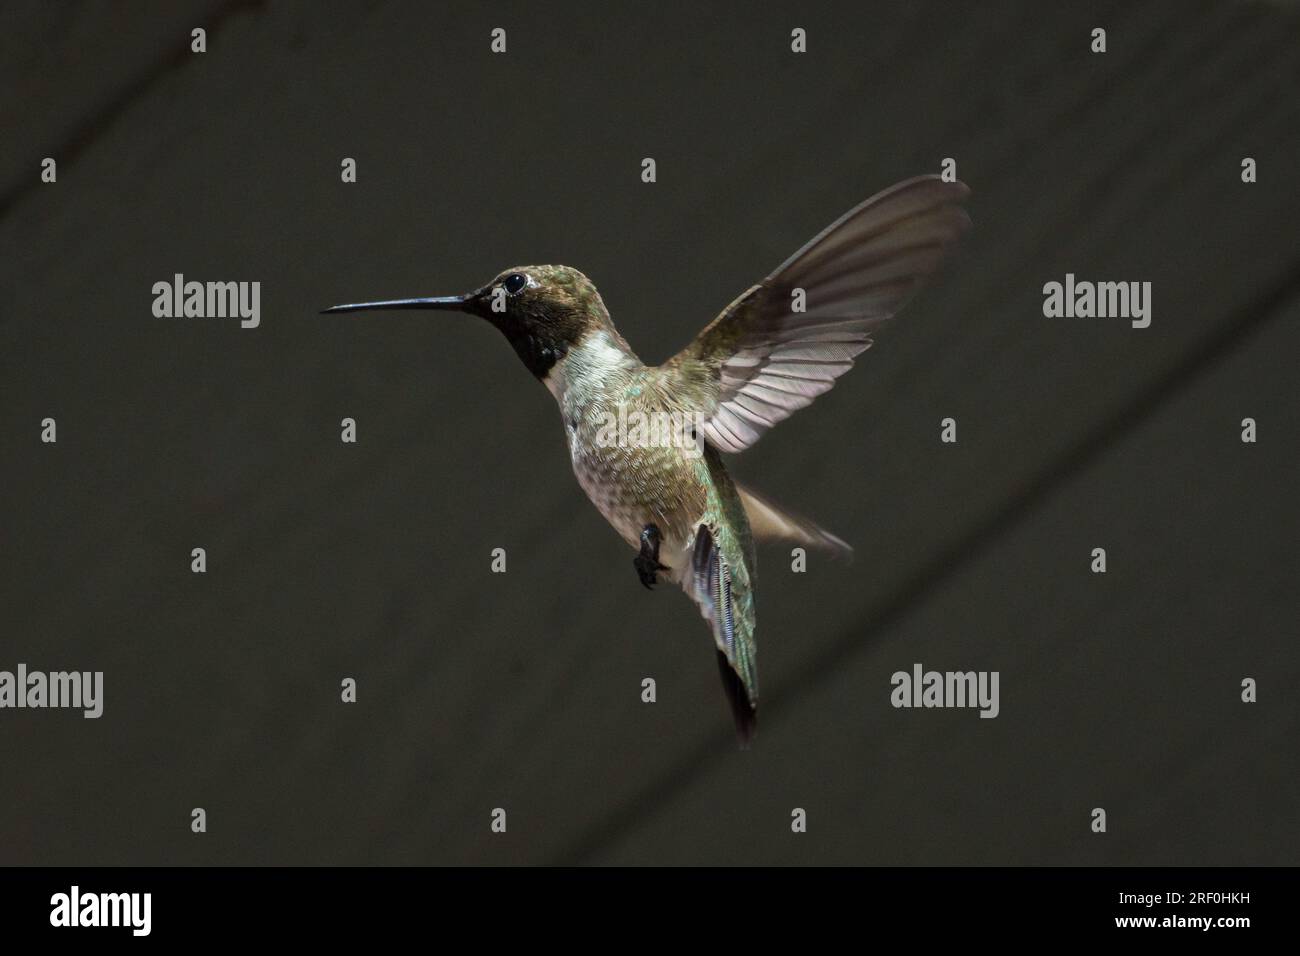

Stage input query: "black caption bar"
[{"left": 0, "top": 867, "right": 1280, "bottom": 942}]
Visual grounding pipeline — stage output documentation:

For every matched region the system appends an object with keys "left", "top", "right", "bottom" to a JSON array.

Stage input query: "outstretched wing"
[{"left": 665, "top": 176, "right": 970, "bottom": 453}]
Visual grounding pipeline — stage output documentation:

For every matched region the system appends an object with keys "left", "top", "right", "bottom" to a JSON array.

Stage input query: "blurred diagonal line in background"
[{"left": 0, "top": 0, "right": 260, "bottom": 223}]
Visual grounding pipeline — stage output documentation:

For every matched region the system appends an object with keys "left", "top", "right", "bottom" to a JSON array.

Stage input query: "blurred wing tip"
[{"left": 825, "top": 535, "right": 855, "bottom": 560}]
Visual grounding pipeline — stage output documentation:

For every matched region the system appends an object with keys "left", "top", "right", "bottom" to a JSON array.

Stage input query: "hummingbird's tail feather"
[
  {"left": 690, "top": 523, "right": 759, "bottom": 747},
  {"left": 738, "top": 484, "right": 853, "bottom": 558},
  {"left": 715, "top": 649, "right": 757, "bottom": 747}
]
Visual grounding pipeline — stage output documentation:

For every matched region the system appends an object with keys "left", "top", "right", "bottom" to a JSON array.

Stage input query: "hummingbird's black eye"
[{"left": 503, "top": 273, "right": 528, "bottom": 295}]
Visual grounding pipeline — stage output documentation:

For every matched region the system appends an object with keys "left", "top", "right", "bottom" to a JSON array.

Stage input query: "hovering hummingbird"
[{"left": 324, "top": 175, "right": 970, "bottom": 745}]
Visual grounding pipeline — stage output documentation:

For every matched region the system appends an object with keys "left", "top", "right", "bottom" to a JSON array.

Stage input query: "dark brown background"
[{"left": 1, "top": 0, "right": 1297, "bottom": 865}]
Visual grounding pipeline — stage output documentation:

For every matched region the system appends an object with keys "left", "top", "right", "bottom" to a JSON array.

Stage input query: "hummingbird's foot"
[{"left": 634, "top": 524, "right": 669, "bottom": 589}]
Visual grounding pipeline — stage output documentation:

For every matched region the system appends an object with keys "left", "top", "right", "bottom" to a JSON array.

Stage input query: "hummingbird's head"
[{"left": 322, "top": 264, "right": 619, "bottom": 379}]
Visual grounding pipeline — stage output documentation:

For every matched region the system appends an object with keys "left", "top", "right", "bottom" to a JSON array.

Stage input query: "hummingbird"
[{"left": 323, "top": 175, "right": 970, "bottom": 745}]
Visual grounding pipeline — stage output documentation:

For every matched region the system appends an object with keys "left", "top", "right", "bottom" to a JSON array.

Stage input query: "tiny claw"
[
  {"left": 635, "top": 523, "right": 668, "bottom": 589},
  {"left": 634, "top": 553, "right": 664, "bottom": 589}
]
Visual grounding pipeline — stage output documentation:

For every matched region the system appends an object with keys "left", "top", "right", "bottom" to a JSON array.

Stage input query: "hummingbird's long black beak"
[{"left": 320, "top": 295, "right": 474, "bottom": 315}]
